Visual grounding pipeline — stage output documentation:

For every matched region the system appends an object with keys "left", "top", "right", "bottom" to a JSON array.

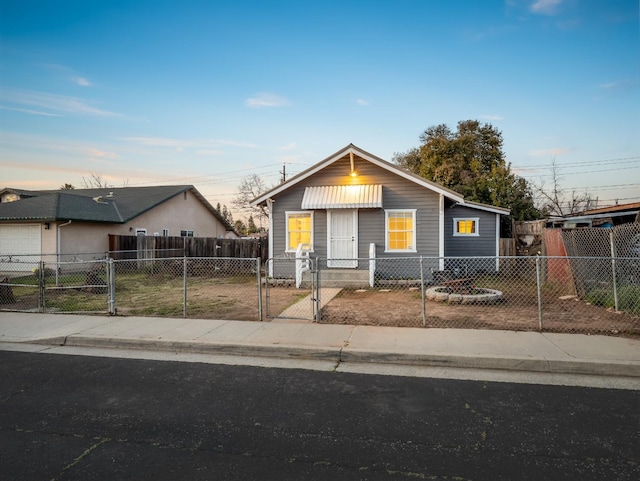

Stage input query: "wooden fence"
[
  {"left": 108, "top": 235, "right": 268, "bottom": 263},
  {"left": 499, "top": 238, "right": 516, "bottom": 256}
]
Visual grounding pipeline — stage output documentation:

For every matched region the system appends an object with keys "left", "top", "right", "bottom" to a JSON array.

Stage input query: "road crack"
[{"left": 51, "top": 437, "right": 111, "bottom": 481}]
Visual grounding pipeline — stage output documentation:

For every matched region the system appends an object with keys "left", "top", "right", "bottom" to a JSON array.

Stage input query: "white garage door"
[{"left": 0, "top": 224, "right": 41, "bottom": 271}]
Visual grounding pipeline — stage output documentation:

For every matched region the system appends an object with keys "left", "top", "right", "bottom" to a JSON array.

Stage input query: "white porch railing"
[{"left": 295, "top": 243, "right": 311, "bottom": 288}]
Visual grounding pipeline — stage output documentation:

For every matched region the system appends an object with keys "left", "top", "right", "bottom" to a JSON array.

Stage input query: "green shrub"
[
  {"left": 586, "top": 285, "right": 640, "bottom": 314},
  {"left": 618, "top": 285, "right": 640, "bottom": 313}
]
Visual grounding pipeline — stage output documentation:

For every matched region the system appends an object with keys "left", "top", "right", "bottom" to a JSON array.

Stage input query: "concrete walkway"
[
  {"left": 1, "top": 312, "right": 639, "bottom": 381},
  {"left": 276, "top": 287, "right": 343, "bottom": 321}
]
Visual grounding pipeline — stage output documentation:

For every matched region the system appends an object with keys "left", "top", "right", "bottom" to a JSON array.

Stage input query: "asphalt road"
[{"left": 1, "top": 350, "right": 638, "bottom": 481}]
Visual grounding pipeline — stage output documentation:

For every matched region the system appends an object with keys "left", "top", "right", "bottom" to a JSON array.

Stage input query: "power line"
[
  {"left": 517, "top": 155, "right": 640, "bottom": 170},
  {"left": 520, "top": 164, "right": 639, "bottom": 177},
  {"left": 566, "top": 182, "right": 640, "bottom": 190},
  {"left": 128, "top": 163, "right": 282, "bottom": 187}
]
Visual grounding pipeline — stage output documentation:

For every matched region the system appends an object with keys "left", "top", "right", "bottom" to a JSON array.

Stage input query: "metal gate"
[
  {"left": 0, "top": 259, "right": 112, "bottom": 314},
  {"left": 264, "top": 257, "right": 319, "bottom": 321}
]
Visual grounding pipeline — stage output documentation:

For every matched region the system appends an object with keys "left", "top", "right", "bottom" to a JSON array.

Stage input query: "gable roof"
[
  {"left": 251, "top": 144, "right": 510, "bottom": 215},
  {"left": 0, "top": 185, "right": 237, "bottom": 232}
]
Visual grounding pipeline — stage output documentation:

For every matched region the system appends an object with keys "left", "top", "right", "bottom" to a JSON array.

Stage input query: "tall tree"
[
  {"left": 234, "top": 219, "right": 247, "bottom": 235},
  {"left": 214, "top": 202, "right": 235, "bottom": 226},
  {"left": 247, "top": 215, "right": 258, "bottom": 234},
  {"left": 233, "top": 174, "right": 270, "bottom": 223},
  {"left": 394, "top": 120, "right": 541, "bottom": 235}
]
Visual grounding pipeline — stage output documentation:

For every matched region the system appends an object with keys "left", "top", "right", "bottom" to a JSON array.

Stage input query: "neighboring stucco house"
[
  {"left": 0, "top": 185, "right": 237, "bottom": 270},
  {"left": 251, "top": 144, "right": 510, "bottom": 280}
]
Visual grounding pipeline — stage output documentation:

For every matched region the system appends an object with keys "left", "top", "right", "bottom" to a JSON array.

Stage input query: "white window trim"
[
  {"left": 162, "top": 228, "right": 169, "bottom": 237},
  {"left": 285, "top": 211, "right": 314, "bottom": 253},
  {"left": 180, "top": 229, "right": 195, "bottom": 237},
  {"left": 135, "top": 228, "right": 147, "bottom": 236},
  {"left": 384, "top": 209, "right": 417, "bottom": 253},
  {"left": 453, "top": 217, "right": 480, "bottom": 237}
]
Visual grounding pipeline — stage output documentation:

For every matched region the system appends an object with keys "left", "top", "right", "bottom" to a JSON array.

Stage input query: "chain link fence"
[
  {"left": 0, "top": 257, "right": 111, "bottom": 313},
  {"left": 1, "top": 255, "right": 263, "bottom": 320},
  {"left": 312, "top": 255, "right": 639, "bottom": 337},
  {"left": 1, "top": 250, "right": 638, "bottom": 337},
  {"left": 112, "top": 256, "right": 262, "bottom": 320}
]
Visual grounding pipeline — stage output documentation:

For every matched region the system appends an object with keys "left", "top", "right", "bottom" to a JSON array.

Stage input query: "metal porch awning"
[{"left": 301, "top": 185, "right": 383, "bottom": 209}]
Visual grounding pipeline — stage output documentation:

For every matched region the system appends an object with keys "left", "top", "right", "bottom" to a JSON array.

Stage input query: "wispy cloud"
[
  {"left": 529, "top": 148, "right": 571, "bottom": 156},
  {"left": 122, "top": 137, "right": 256, "bottom": 150},
  {"left": 195, "top": 149, "right": 224, "bottom": 156},
  {"left": 42, "top": 64, "right": 93, "bottom": 87},
  {"left": 0, "top": 105, "right": 62, "bottom": 117},
  {"left": 278, "top": 143, "right": 296, "bottom": 151},
  {"left": 244, "top": 92, "right": 289, "bottom": 108},
  {"left": 87, "top": 148, "right": 119, "bottom": 160},
  {"left": 529, "top": 0, "right": 563, "bottom": 16},
  {"left": 72, "top": 77, "right": 91, "bottom": 87},
  {"left": 481, "top": 114, "right": 503, "bottom": 120},
  {"left": 599, "top": 79, "right": 640, "bottom": 90},
  {"left": 0, "top": 88, "right": 118, "bottom": 117},
  {"left": 356, "top": 99, "right": 370, "bottom": 106},
  {"left": 0, "top": 132, "right": 119, "bottom": 162}
]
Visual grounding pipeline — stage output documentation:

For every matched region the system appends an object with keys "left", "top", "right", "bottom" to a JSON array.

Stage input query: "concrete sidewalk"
[{"left": 1, "top": 312, "right": 639, "bottom": 379}]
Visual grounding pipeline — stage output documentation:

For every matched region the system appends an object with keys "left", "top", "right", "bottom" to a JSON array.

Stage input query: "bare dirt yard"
[{"left": 317, "top": 288, "right": 640, "bottom": 337}]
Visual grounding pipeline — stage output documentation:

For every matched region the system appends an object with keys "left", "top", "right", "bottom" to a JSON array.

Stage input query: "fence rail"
[
  {"left": 1, "top": 254, "right": 638, "bottom": 338},
  {"left": 108, "top": 234, "right": 268, "bottom": 262}
]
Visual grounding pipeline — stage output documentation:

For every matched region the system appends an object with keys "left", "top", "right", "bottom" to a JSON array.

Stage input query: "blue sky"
[{"left": 1, "top": 0, "right": 638, "bottom": 214}]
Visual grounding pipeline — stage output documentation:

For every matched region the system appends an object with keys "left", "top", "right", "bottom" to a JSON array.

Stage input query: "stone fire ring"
[{"left": 425, "top": 286, "right": 503, "bottom": 304}]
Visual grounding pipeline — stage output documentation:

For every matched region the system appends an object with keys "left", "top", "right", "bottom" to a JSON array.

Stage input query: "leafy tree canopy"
[{"left": 393, "top": 120, "right": 541, "bottom": 235}]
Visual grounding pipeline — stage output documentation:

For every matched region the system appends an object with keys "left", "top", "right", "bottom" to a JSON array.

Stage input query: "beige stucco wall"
[
  {"left": 40, "top": 224, "right": 57, "bottom": 263},
  {"left": 55, "top": 190, "right": 230, "bottom": 257}
]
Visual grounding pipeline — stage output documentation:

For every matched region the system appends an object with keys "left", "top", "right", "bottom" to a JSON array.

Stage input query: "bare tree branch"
[
  {"left": 232, "top": 174, "right": 271, "bottom": 223},
  {"left": 532, "top": 159, "right": 595, "bottom": 216}
]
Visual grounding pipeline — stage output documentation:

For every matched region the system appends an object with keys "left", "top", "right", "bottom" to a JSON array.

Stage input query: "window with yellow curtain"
[
  {"left": 385, "top": 210, "right": 416, "bottom": 252},
  {"left": 286, "top": 212, "right": 313, "bottom": 251},
  {"left": 453, "top": 217, "right": 479, "bottom": 236}
]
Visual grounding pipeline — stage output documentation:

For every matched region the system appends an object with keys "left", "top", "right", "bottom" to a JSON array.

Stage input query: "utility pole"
[{"left": 279, "top": 163, "right": 287, "bottom": 183}]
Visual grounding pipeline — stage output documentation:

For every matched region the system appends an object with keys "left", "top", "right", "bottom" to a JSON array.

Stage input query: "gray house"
[{"left": 251, "top": 144, "right": 510, "bottom": 280}]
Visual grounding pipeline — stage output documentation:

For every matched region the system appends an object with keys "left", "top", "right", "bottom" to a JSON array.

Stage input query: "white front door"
[{"left": 327, "top": 210, "right": 357, "bottom": 268}]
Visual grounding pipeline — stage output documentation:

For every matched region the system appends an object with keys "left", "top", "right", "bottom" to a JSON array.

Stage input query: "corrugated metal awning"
[{"left": 301, "top": 185, "right": 383, "bottom": 209}]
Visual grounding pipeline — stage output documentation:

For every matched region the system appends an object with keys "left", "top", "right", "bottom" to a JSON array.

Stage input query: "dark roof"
[{"left": 0, "top": 185, "right": 236, "bottom": 232}]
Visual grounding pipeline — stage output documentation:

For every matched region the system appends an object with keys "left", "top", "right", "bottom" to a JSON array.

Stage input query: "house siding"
[
  {"left": 444, "top": 204, "right": 498, "bottom": 273},
  {"left": 270, "top": 155, "right": 441, "bottom": 276}
]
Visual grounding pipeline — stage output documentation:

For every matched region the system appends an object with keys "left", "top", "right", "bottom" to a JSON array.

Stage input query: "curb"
[
  {"left": 33, "top": 336, "right": 343, "bottom": 362},
  {"left": 26, "top": 335, "right": 640, "bottom": 378},
  {"left": 340, "top": 349, "right": 640, "bottom": 378}
]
